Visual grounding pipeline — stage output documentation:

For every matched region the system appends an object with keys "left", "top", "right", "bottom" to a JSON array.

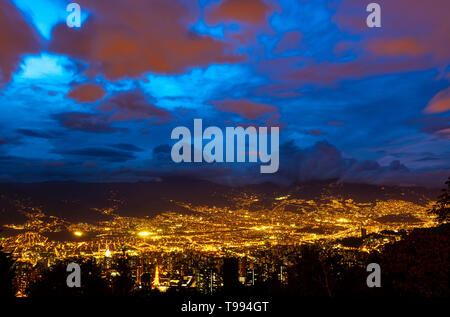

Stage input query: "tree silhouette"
[
  {"left": 376, "top": 224, "right": 449, "bottom": 296},
  {"left": 288, "top": 245, "right": 345, "bottom": 296},
  {"left": 27, "top": 258, "right": 109, "bottom": 296},
  {"left": 0, "top": 244, "right": 15, "bottom": 297},
  {"left": 430, "top": 176, "right": 450, "bottom": 223},
  {"left": 110, "top": 256, "right": 135, "bottom": 296}
]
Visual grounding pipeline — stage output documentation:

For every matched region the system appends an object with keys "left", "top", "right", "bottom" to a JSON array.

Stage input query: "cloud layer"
[{"left": 0, "top": 0, "right": 448, "bottom": 187}]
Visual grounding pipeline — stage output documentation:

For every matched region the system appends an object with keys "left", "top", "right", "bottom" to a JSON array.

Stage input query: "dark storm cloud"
[
  {"left": 111, "top": 143, "right": 144, "bottom": 152},
  {"left": 0, "top": 136, "right": 20, "bottom": 146},
  {"left": 153, "top": 144, "right": 171, "bottom": 154},
  {"left": 16, "top": 129, "right": 59, "bottom": 139},
  {"left": 408, "top": 117, "right": 450, "bottom": 139},
  {"left": 52, "top": 112, "right": 125, "bottom": 133},
  {"left": 56, "top": 148, "right": 136, "bottom": 162},
  {"left": 140, "top": 141, "right": 448, "bottom": 188},
  {"left": 274, "top": 141, "right": 446, "bottom": 187},
  {"left": 0, "top": 155, "right": 17, "bottom": 161},
  {"left": 102, "top": 139, "right": 437, "bottom": 187},
  {"left": 415, "top": 157, "right": 439, "bottom": 162},
  {"left": 98, "top": 90, "right": 173, "bottom": 124},
  {"left": 152, "top": 144, "right": 171, "bottom": 161},
  {"left": 276, "top": 141, "right": 351, "bottom": 183}
]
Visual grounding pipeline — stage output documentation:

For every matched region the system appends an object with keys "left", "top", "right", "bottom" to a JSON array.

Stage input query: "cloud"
[
  {"left": 49, "top": 0, "right": 243, "bottom": 80},
  {"left": 0, "top": 136, "right": 21, "bottom": 146},
  {"left": 55, "top": 89, "right": 173, "bottom": 132},
  {"left": 111, "top": 143, "right": 144, "bottom": 152},
  {"left": 272, "top": 57, "right": 429, "bottom": 85},
  {"left": 265, "top": 0, "right": 449, "bottom": 89},
  {"left": 133, "top": 140, "right": 448, "bottom": 188},
  {"left": 306, "top": 129, "right": 325, "bottom": 136},
  {"left": 0, "top": 1, "right": 40, "bottom": 83},
  {"left": 16, "top": 129, "right": 58, "bottom": 139},
  {"left": 334, "top": 0, "right": 450, "bottom": 63},
  {"left": 328, "top": 121, "right": 345, "bottom": 126},
  {"left": 277, "top": 141, "right": 349, "bottom": 182},
  {"left": 274, "top": 141, "right": 447, "bottom": 187},
  {"left": 1, "top": 0, "right": 447, "bottom": 187},
  {"left": 66, "top": 83, "right": 107, "bottom": 103},
  {"left": 409, "top": 117, "right": 450, "bottom": 136},
  {"left": 98, "top": 89, "right": 173, "bottom": 124},
  {"left": 83, "top": 161, "right": 97, "bottom": 169},
  {"left": 57, "top": 147, "right": 136, "bottom": 162},
  {"left": 424, "top": 87, "right": 450, "bottom": 114},
  {"left": 153, "top": 144, "right": 171, "bottom": 154},
  {"left": 274, "top": 31, "right": 303, "bottom": 54},
  {"left": 367, "top": 37, "right": 426, "bottom": 58},
  {"left": 436, "top": 128, "right": 450, "bottom": 139},
  {"left": 53, "top": 112, "right": 123, "bottom": 133},
  {"left": 205, "top": 0, "right": 271, "bottom": 25},
  {"left": 209, "top": 98, "right": 278, "bottom": 120},
  {"left": 41, "top": 161, "right": 65, "bottom": 168},
  {"left": 152, "top": 144, "right": 172, "bottom": 161}
]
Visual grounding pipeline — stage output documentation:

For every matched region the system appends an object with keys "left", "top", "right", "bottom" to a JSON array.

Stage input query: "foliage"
[
  {"left": 0, "top": 245, "right": 15, "bottom": 297},
  {"left": 27, "top": 258, "right": 109, "bottom": 296},
  {"left": 430, "top": 176, "right": 450, "bottom": 223}
]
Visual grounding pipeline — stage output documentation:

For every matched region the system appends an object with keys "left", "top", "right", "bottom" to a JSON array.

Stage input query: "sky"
[{"left": 0, "top": 0, "right": 449, "bottom": 187}]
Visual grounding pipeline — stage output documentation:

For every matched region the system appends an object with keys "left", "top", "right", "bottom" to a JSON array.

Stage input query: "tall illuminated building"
[
  {"left": 152, "top": 265, "right": 160, "bottom": 289},
  {"left": 104, "top": 245, "right": 112, "bottom": 269}
]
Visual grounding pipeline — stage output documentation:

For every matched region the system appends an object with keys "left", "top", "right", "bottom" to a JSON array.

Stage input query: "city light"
[{"left": 1, "top": 191, "right": 439, "bottom": 297}]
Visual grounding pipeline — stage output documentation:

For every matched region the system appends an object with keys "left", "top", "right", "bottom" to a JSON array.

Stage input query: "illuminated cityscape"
[{"left": 0, "top": 181, "right": 439, "bottom": 296}]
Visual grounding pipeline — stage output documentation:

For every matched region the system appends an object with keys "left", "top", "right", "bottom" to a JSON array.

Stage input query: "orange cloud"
[
  {"left": 50, "top": 0, "right": 243, "bottom": 80},
  {"left": 211, "top": 98, "right": 278, "bottom": 120},
  {"left": 280, "top": 58, "right": 420, "bottom": 84},
  {"left": 66, "top": 83, "right": 106, "bottom": 103},
  {"left": 367, "top": 37, "right": 426, "bottom": 57},
  {"left": 334, "top": 0, "right": 450, "bottom": 63},
  {"left": 98, "top": 90, "right": 172, "bottom": 124},
  {"left": 206, "top": 0, "right": 271, "bottom": 25},
  {"left": 424, "top": 88, "right": 450, "bottom": 114}
]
